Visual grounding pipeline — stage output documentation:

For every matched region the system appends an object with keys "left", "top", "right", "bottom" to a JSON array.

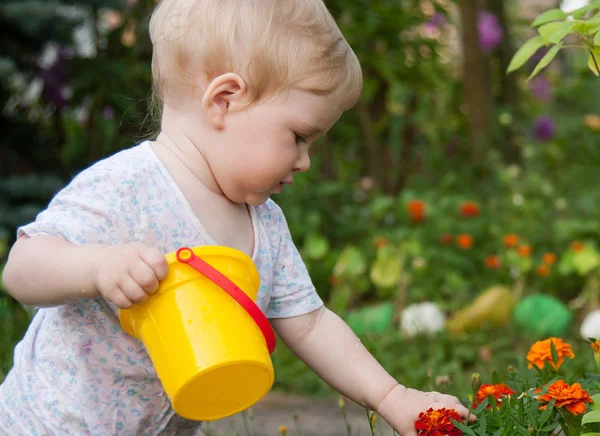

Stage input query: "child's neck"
[{"left": 155, "top": 105, "right": 222, "bottom": 197}]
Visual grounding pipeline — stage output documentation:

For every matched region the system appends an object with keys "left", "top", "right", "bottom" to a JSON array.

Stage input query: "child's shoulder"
[
  {"left": 84, "top": 142, "right": 156, "bottom": 176},
  {"left": 67, "top": 142, "right": 160, "bottom": 189}
]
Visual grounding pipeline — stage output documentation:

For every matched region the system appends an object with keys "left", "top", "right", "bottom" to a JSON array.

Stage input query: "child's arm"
[
  {"left": 272, "top": 307, "right": 472, "bottom": 436},
  {"left": 2, "top": 235, "right": 168, "bottom": 308}
]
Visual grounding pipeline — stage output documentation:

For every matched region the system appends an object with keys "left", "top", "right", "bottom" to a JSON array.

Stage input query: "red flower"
[
  {"left": 415, "top": 408, "right": 463, "bottom": 435},
  {"left": 456, "top": 234, "right": 473, "bottom": 250},
  {"left": 485, "top": 255, "right": 502, "bottom": 269},
  {"left": 536, "top": 380, "right": 592, "bottom": 415},
  {"left": 503, "top": 234, "right": 519, "bottom": 247},
  {"left": 407, "top": 200, "right": 426, "bottom": 223},
  {"left": 536, "top": 265, "right": 550, "bottom": 276},
  {"left": 473, "top": 383, "right": 516, "bottom": 408},
  {"left": 542, "top": 252, "right": 557, "bottom": 265},
  {"left": 373, "top": 237, "right": 389, "bottom": 248},
  {"left": 571, "top": 241, "right": 584, "bottom": 252},
  {"left": 440, "top": 234, "right": 453, "bottom": 245},
  {"left": 460, "top": 201, "right": 480, "bottom": 217},
  {"left": 517, "top": 245, "right": 532, "bottom": 258}
]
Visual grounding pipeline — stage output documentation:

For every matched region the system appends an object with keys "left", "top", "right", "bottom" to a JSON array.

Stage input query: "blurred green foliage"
[{"left": 1, "top": 0, "right": 600, "bottom": 400}]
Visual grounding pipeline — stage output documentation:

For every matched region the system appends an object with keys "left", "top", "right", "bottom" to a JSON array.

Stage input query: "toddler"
[{"left": 0, "top": 0, "right": 472, "bottom": 434}]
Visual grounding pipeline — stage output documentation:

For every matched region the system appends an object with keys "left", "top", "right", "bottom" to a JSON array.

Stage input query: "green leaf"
[
  {"left": 595, "top": 30, "right": 600, "bottom": 45},
  {"left": 370, "top": 247, "right": 402, "bottom": 289},
  {"left": 538, "top": 398, "right": 555, "bottom": 427},
  {"left": 570, "top": 1, "right": 600, "bottom": 19},
  {"left": 550, "top": 339, "right": 559, "bottom": 367},
  {"left": 573, "top": 18, "right": 600, "bottom": 35},
  {"left": 532, "top": 8, "right": 568, "bottom": 27},
  {"left": 449, "top": 419, "right": 477, "bottom": 436},
  {"left": 507, "top": 35, "right": 546, "bottom": 73},
  {"left": 492, "top": 429, "right": 503, "bottom": 436},
  {"left": 589, "top": 48, "right": 600, "bottom": 76},
  {"left": 479, "top": 414, "right": 486, "bottom": 436},
  {"left": 581, "top": 433, "right": 600, "bottom": 436},
  {"left": 591, "top": 393, "right": 600, "bottom": 410},
  {"left": 473, "top": 398, "right": 489, "bottom": 414},
  {"left": 529, "top": 43, "right": 562, "bottom": 80},
  {"left": 582, "top": 410, "right": 600, "bottom": 425},
  {"left": 303, "top": 233, "right": 330, "bottom": 260},
  {"left": 539, "top": 22, "right": 567, "bottom": 42},
  {"left": 333, "top": 245, "right": 366, "bottom": 278},
  {"left": 548, "top": 22, "right": 576, "bottom": 43}
]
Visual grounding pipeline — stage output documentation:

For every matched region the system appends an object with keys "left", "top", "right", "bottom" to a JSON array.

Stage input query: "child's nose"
[{"left": 294, "top": 148, "right": 311, "bottom": 173}]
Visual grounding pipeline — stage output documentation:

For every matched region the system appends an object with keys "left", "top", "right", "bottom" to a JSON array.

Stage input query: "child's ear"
[{"left": 202, "top": 73, "right": 248, "bottom": 129}]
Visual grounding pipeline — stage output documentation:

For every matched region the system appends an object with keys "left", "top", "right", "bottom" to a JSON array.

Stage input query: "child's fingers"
[
  {"left": 108, "top": 288, "right": 134, "bottom": 309},
  {"left": 120, "top": 275, "right": 149, "bottom": 304},
  {"left": 129, "top": 260, "right": 160, "bottom": 294},
  {"left": 139, "top": 248, "right": 169, "bottom": 281}
]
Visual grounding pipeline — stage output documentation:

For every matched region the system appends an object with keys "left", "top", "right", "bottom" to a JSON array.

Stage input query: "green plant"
[{"left": 508, "top": 1, "right": 600, "bottom": 78}]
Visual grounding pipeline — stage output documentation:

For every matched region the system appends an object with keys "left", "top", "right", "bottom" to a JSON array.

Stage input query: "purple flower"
[
  {"left": 477, "top": 11, "right": 503, "bottom": 53},
  {"left": 529, "top": 76, "right": 552, "bottom": 102},
  {"left": 103, "top": 107, "right": 115, "bottom": 120},
  {"left": 532, "top": 116, "right": 556, "bottom": 142}
]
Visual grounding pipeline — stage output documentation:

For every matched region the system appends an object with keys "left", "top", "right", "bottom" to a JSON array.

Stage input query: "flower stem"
[
  {"left": 242, "top": 410, "right": 256, "bottom": 436},
  {"left": 591, "top": 50, "right": 600, "bottom": 76},
  {"left": 366, "top": 409, "right": 376, "bottom": 436}
]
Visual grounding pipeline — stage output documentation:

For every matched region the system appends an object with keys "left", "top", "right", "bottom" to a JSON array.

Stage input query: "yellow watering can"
[{"left": 119, "top": 246, "right": 276, "bottom": 421}]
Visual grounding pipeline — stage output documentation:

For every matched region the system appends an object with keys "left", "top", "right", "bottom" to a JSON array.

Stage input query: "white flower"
[
  {"left": 400, "top": 302, "right": 445, "bottom": 338},
  {"left": 580, "top": 309, "right": 600, "bottom": 340}
]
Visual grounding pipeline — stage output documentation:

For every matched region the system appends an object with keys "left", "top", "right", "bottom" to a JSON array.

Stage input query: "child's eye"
[{"left": 294, "top": 133, "right": 307, "bottom": 144}]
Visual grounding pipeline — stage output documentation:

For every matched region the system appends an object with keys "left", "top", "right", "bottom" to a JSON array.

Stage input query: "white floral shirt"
[{"left": 0, "top": 142, "right": 322, "bottom": 435}]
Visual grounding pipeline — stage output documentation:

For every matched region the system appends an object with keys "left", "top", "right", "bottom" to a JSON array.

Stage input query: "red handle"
[{"left": 176, "top": 247, "right": 276, "bottom": 355}]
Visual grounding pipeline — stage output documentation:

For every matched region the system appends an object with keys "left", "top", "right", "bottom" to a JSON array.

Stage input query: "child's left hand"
[{"left": 376, "top": 384, "right": 475, "bottom": 436}]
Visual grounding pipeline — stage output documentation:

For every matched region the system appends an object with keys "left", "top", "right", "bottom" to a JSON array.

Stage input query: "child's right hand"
[
  {"left": 91, "top": 243, "right": 169, "bottom": 309},
  {"left": 377, "top": 384, "right": 474, "bottom": 436}
]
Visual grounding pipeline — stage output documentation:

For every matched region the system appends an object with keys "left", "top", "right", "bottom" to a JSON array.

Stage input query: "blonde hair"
[{"left": 149, "top": 0, "right": 362, "bottom": 111}]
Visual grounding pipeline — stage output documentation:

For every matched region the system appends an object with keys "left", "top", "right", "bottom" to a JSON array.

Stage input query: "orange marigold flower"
[
  {"left": 460, "top": 201, "right": 480, "bottom": 217},
  {"left": 536, "top": 380, "right": 592, "bottom": 415},
  {"left": 473, "top": 383, "right": 516, "bottom": 408},
  {"left": 415, "top": 408, "right": 463, "bottom": 436},
  {"left": 518, "top": 245, "right": 532, "bottom": 257},
  {"left": 407, "top": 200, "right": 426, "bottom": 223},
  {"left": 527, "top": 337, "right": 575, "bottom": 370},
  {"left": 536, "top": 265, "right": 551, "bottom": 276},
  {"left": 440, "top": 234, "right": 453, "bottom": 245},
  {"left": 373, "top": 237, "right": 389, "bottom": 248},
  {"left": 504, "top": 234, "right": 519, "bottom": 247},
  {"left": 591, "top": 340, "right": 600, "bottom": 353},
  {"left": 328, "top": 275, "right": 340, "bottom": 287},
  {"left": 485, "top": 255, "right": 502, "bottom": 269},
  {"left": 542, "top": 252, "right": 557, "bottom": 265},
  {"left": 456, "top": 234, "right": 473, "bottom": 250},
  {"left": 571, "top": 241, "right": 584, "bottom": 252}
]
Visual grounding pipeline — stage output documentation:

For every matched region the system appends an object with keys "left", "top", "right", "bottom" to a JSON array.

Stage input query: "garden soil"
[{"left": 206, "top": 392, "right": 395, "bottom": 436}]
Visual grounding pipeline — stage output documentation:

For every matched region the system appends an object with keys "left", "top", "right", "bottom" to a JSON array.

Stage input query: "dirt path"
[{"left": 205, "top": 392, "right": 395, "bottom": 436}]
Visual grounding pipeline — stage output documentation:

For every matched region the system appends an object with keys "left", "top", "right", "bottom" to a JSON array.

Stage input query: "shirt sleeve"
[
  {"left": 264, "top": 201, "right": 323, "bottom": 319},
  {"left": 18, "top": 167, "right": 140, "bottom": 246}
]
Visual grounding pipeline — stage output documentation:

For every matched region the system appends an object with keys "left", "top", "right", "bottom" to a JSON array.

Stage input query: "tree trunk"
[
  {"left": 459, "top": 0, "right": 492, "bottom": 166},
  {"left": 487, "top": 0, "right": 522, "bottom": 163}
]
